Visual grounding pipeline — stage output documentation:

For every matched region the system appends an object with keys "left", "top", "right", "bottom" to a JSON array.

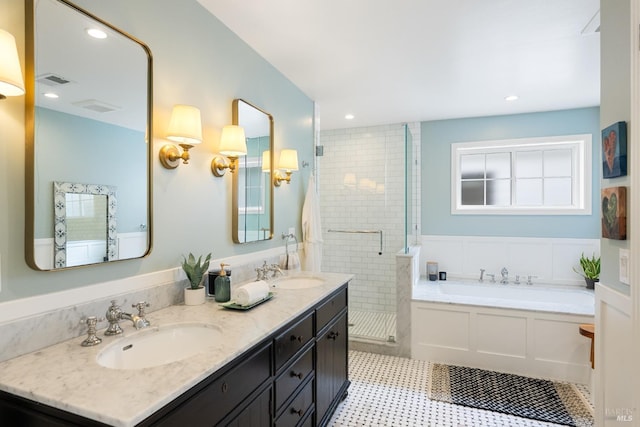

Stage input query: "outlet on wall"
[
  {"left": 619, "top": 248, "right": 630, "bottom": 284},
  {"left": 288, "top": 227, "right": 295, "bottom": 236}
]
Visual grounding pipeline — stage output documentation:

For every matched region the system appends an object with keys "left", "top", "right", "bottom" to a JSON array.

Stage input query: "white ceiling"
[{"left": 197, "top": 0, "right": 600, "bottom": 131}]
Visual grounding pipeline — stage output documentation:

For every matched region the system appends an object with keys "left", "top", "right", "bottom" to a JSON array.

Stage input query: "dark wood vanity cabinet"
[
  {"left": 315, "top": 312, "right": 348, "bottom": 426},
  {"left": 0, "top": 283, "right": 349, "bottom": 427}
]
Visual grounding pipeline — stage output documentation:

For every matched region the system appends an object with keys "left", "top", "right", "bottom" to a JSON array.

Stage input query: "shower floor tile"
[
  {"left": 349, "top": 310, "right": 397, "bottom": 341},
  {"left": 328, "top": 350, "right": 593, "bottom": 427}
]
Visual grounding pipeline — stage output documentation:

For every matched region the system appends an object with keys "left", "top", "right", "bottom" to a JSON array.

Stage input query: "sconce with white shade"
[
  {"left": 159, "top": 104, "right": 203, "bottom": 169},
  {"left": 211, "top": 125, "right": 247, "bottom": 177},
  {"left": 0, "top": 29, "right": 25, "bottom": 99},
  {"left": 261, "top": 150, "right": 272, "bottom": 172},
  {"left": 274, "top": 149, "right": 299, "bottom": 187}
]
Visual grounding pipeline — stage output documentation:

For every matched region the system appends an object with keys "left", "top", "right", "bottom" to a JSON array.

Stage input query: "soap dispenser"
[{"left": 214, "top": 263, "right": 231, "bottom": 302}]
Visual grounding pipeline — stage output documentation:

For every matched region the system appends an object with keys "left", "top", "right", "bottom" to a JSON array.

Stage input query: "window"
[{"left": 451, "top": 134, "right": 592, "bottom": 215}]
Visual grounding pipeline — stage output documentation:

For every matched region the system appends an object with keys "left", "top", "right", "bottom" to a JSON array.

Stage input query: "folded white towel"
[
  {"left": 287, "top": 252, "right": 301, "bottom": 272},
  {"left": 234, "top": 280, "right": 270, "bottom": 306}
]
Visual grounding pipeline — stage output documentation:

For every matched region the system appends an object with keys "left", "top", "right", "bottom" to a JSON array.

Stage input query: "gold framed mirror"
[
  {"left": 25, "top": 0, "right": 153, "bottom": 270},
  {"left": 232, "top": 99, "right": 274, "bottom": 243}
]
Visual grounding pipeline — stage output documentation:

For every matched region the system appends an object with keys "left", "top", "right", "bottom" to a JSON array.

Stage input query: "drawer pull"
[
  {"left": 328, "top": 331, "right": 340, "bottom": 340},
  {"left": 290, "top": 407, "right": 304, "bottom": 417},
  {"left": 290, "top": 335, "right": 303, "bottom": 342},
  {"left": 221, "top": 381, "right": 228, "bottom": 393},
  {"left": 290, "top": 370, "right": 303, "bottom": 379}
]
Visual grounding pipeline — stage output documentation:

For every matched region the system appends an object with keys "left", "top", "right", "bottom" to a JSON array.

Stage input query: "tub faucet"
[
  {"left": 486, "top": 273, "right": 496, "bottom": 283},
  {"left": 500, "top": 267, "right": 509, "bottom": 284}
]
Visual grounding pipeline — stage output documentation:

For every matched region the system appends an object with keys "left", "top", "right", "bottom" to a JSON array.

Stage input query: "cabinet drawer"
[
  {"left": 275, "top": 346, "right": 313, "bottom": 410},
  {"left": 275, "top": 379, "right": 313, "bottom": 427},
  {"left": 156, "top": 343, "right": 271, "bottom": 426},
  {"left": 316, "top": 288, "right": 347, "bottom": 333},
  {"left": 275, "top": 313, "right": 313, "bottom": 370}
]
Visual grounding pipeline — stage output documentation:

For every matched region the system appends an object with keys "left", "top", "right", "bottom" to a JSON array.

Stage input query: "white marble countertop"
[
  {"left": 412, "top": 278, "right": 594, "bottom": 316},
  {"left": 0, "top": 272, "right": 352, "bottom": 427}
]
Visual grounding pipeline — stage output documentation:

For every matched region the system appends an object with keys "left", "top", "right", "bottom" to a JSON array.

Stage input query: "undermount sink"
[
  {"left": 273, "top": 276, "right": 326, "bottom": 289},
  {"left": 97, "top": 323, "right": 221, "bottom": 370}
]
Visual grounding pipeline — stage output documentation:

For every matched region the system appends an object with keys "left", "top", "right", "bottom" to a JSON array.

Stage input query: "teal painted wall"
[{"left": 421, "top": 107, "right": 600, "bottom": 238}]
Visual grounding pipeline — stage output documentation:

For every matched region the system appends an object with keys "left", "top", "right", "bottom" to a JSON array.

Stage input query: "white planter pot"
[{"left": 184, "top": 286, "right": 206, "bottom": 305}]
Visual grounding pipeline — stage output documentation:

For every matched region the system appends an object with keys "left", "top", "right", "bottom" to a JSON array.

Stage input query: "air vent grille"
[
  {"left": 73, "top": 99, "right": 121, "bottom": 113},
  {"left": 36, "top": 73, "right": 72, "bottom": 86}
]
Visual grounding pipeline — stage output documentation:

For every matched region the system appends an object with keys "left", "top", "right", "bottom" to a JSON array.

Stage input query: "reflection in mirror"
[
  {"left": 25, "top": 0, "right": 153, "bottom": 270},
  {"left": 232, "top": 99, "right": 274, "bottom": 243},
  {"left": 54, "top": 182, "right": 116, "bottom": 268}
]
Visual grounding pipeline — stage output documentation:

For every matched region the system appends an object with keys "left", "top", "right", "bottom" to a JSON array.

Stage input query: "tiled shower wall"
[{"left": 319, "top": 123, "right": 420, "bottom": 315}]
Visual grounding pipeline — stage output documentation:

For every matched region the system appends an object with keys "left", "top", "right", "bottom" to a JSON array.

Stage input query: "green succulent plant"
[
  {"left": 181, "top": 253, "right": 211, "bottom": 289},
  {"left": 573, "top": 253, "right": 600, "bottom": 280}
]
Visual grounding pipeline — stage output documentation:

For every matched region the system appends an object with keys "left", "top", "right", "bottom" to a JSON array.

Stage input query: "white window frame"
[{"left": 451, "top": 134, "right": 592, "bottom": 215}]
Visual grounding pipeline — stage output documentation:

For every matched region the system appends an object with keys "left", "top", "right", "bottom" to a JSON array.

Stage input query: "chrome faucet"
[
  {"left": 255, "top": 261, "right": 270, "bottom": 281},
  {"left": 479, "top": 269, "right": 485, "bottom": 283},
  {"left": 267, "top": 264, "right": 283, "bottom": 279},
  {"left": 500, "top": 267, "right": 509, "bottom": 284},
  {"left": 105, "top": 300, "right": 150, "bottom": 335},
  {"left": 255, "top": 261, "right": 284, "bottom": 280}
]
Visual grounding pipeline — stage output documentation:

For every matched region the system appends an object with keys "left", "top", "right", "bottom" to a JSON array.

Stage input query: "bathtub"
[{"left": 411, "top": 279, "right": 594, "bottom": 384}]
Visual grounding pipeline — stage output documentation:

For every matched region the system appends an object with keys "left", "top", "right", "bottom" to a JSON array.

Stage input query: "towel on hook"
[
  {"left": 279, "top": 252, "right": 301, "bottom": 272},
  {"left": 301, "top": 173, "right": 323, "bottom": 272}
]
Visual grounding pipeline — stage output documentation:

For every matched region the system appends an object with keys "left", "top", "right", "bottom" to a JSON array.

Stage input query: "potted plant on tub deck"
[
  {"left": 182, "top": 253, "right": 211, "bottom": 305},
  {"left": 574, "top": 253, "right": 600, "bottom": 290}
]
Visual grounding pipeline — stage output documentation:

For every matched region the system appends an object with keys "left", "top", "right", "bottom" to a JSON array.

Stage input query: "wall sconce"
[
  {"left": 211, "top": 125, "right": 247, "bottom": 177},
  {"left": 262, "top": 150, "right": 271, "bottom": 172},
  {"left": 0, "top": 29, "right": 25, "bottom": 99},
  {"left": 274, "top": 149, "right": 299, "bottom": 187},
  {"left": 159, "top": 105, "right": 203, "bottom": 169}
]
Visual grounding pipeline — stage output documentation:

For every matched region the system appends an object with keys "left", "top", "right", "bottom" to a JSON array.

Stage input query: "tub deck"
[{"left": 411, "top": 279, "right": 595, "bottom": 384}]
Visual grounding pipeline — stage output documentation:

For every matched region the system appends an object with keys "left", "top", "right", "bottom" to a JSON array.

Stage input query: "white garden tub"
[{"left": 411, "top": 279, "right": 594, "bottom": 384}]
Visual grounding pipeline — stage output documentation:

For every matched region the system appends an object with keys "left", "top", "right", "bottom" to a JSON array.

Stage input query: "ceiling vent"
[
  {"left": 72, "top": 99, "right": 121, "bottom": 113},
  {"left": 36, "top": 73, "right": 73, "bottom": 86}
]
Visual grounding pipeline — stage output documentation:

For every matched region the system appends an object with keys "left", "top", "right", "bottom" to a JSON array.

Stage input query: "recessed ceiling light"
[
  {"left": 43, "top": 92, "right": 59, "bottom": 99},
  {"left": 86, "top": 28, "right": 107, "bottom": 39},
  {"left": 504, "top": 95, "right": 519, "bottom": 102},
  {"left": 345, "top": 114, "right": 354, "bottom": 120}
]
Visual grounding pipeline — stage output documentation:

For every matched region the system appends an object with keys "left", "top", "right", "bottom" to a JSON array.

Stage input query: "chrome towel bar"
[{"left": 327, "top": 229, "right": 383, "bottom": 255}]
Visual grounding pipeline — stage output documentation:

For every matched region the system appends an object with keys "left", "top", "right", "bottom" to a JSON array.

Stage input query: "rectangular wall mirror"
[
  {"left": 232, "top": 99, "right": 274, "bottom": 243},
  {"left": 25, "top": 0, "right": 153, "bottom": 270}
]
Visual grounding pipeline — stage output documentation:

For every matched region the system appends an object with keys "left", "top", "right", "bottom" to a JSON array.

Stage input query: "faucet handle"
[
  {"left": 80, "top": 316, "right": 104, "bottom": 347},
  {"left": 132, "top": 301, "right": 150, "bottom": 316},
  {"left": 104, "top": 301, "right": 124, "bottom": 336},
  {"left": 132, "top": 302, "right": 151, "bottom": 328},
  {"left": 526, "top": 275, "right": 538, "bottom": 285}
]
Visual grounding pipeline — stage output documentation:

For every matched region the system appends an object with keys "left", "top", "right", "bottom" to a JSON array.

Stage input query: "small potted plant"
[
  {"left": 181, "top": 253, "right": 211, "bottom": 305},
  {"left": 574, "top": 253, "right": 600, "bottom": 290}
]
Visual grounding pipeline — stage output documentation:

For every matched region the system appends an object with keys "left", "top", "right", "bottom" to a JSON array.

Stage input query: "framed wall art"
[
  {"left": 602, "top": 121, "right": 627, "bottom": 178},
  {"left": 601, "top": 186, "right": 626, "bottom": 240}
]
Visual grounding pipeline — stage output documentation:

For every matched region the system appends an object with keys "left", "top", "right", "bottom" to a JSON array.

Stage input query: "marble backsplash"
[{"left": 0, "top": 250, "right": 282, "bottom": 363}]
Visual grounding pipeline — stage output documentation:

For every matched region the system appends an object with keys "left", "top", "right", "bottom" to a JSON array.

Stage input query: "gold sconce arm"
[
  {"left": 273, "top": 170, "right": 292, "bottom": 186},
  {"left": 211, "top": 155, "right": 240, "bottom": 177},
  {"left": 159, "top": 143, "right": 194, "bottom": 169}
]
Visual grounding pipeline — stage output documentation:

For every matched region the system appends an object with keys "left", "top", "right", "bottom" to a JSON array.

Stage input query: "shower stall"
[{"left": 318, "top": 123, "right": 420, "bottom": 343}]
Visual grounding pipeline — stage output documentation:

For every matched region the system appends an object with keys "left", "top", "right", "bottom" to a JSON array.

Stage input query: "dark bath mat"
[{"left": 427, "top": 363, "right": 593, "bottom": 426}]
